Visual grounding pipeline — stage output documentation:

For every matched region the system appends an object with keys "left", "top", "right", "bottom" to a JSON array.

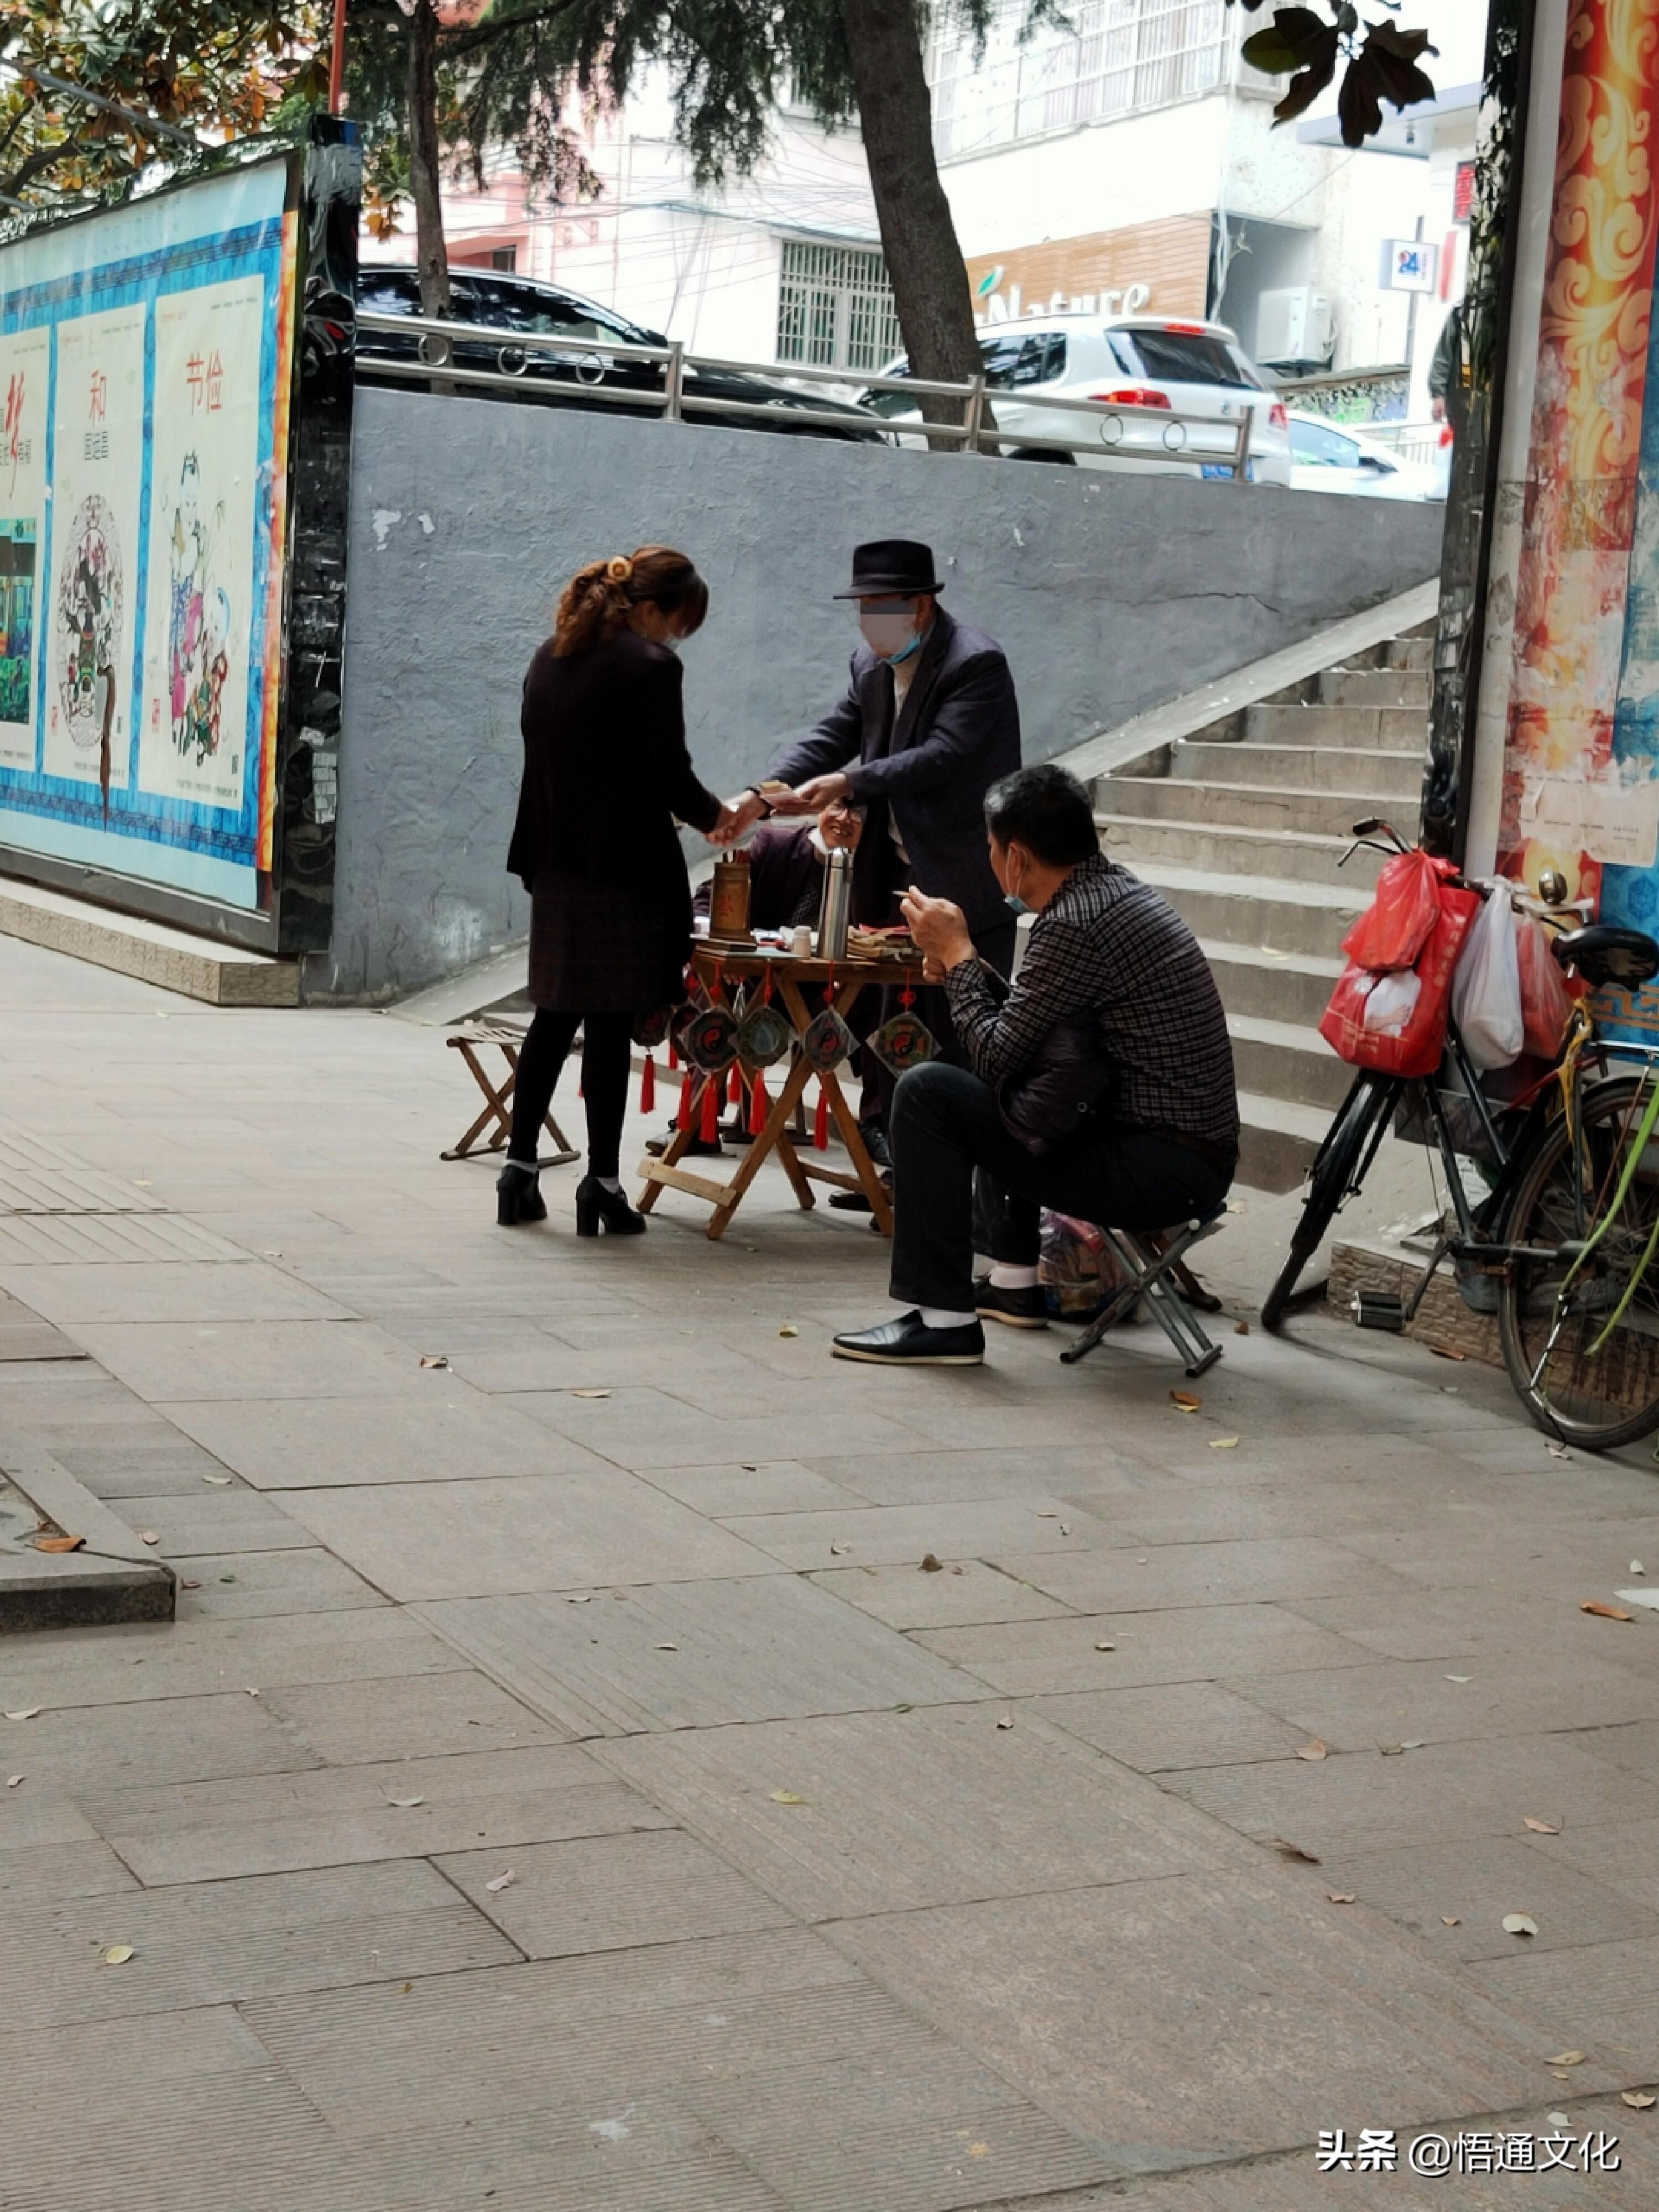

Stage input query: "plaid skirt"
[{"left": 528, "top": 869, "right": 682, "bottom": 1014}]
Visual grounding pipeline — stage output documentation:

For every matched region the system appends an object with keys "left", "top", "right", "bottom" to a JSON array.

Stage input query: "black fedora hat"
[{"left": 832, "top": 539, "right": 945, "bottom": 598}]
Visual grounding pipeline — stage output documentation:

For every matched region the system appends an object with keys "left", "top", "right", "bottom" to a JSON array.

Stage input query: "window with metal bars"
[
  {"left": 776, "top": 240, "right": 902, "bottom": 373},
  {"left": 932, "top": 0, "right": 1228, "bottom": 160}
]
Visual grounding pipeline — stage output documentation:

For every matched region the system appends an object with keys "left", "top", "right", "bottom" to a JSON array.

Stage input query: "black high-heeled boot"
[
  {"left": 575, "top": 1175, "right": 646, "bottom": 1237},
  {"left": 496, "top": 1161, "right": 547, "bottom": 1226}
]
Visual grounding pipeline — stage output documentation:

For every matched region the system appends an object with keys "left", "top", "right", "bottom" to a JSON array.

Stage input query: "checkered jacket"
[{"left": 945, "top": 851, "right": 1239, "bottom": 1153}]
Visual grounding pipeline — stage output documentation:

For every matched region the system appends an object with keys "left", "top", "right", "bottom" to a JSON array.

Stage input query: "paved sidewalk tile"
[
  {"left": 416, "top": 1575, "right": 983, "bottom": 1735},
  {"left": 0, "top": 1259, "right": 354, "bottom": 1325},
  {"left": 262, "top": 1666, "right": 568, "bottom": 1764},
  {"left": 721, "top": 1497, "right": 1120, "bottom": 1571},
  {"left": 602, "top": 1704, "right": 1244, "bottom": 1918},
  {"left": 1030, "top": 1682, "right": 1311, "bottom": 1772},
  {"left": 1316, "top": 1833, "right": 1659, "bottom": 1960},
  {"left": 807, "top": 1560, "right": 1075, "bottom": 1631},
  {"left": 916, "top": 1602, "right": 1364, "bottom": 1695}
]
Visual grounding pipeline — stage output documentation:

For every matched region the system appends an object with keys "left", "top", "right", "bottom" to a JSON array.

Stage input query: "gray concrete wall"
[{"left": 322, "top": 385, "right": 1443, "bottom": 999}]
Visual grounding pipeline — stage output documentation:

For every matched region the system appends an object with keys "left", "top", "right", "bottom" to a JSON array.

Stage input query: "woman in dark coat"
[{"left": 499, "top": 545, "right": 732, "bottom": 1234}]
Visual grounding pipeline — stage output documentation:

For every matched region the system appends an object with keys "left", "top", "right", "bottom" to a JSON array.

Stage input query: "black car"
[{"left": 355, "top": 265, "right": 885, "bottom": 441}]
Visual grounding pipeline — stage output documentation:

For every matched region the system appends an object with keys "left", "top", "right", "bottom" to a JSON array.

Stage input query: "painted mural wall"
[
  {"left": 0, "top": 159, "right": 297, "bottom": 912},
  {"left": 1494, "top": 0, "right": 1659, "bottom": 1036}
]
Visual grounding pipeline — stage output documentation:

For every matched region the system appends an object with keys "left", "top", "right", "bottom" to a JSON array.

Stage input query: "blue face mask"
[
  {"left": 1004, "top": 891, "right": 1029, "bottom": 915},
  {"left": 888, "top": 630, "right": 924, "bottom": 667}
]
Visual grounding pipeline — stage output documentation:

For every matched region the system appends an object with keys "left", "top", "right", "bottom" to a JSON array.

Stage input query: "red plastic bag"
[
  {"left": 1340, "top": 850, "right": 1454, "bottom": 973},
  {"left": 1321, "top": 882, "right": 1480, "bottom": 1077},
  {"left": 1515, "top": 912, "right": 1575, "bottom": 1059}
]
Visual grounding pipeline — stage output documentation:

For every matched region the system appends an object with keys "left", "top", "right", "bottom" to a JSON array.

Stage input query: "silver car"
[{"left": 864, "top": 312, "right": 1293, "bottom": 486}]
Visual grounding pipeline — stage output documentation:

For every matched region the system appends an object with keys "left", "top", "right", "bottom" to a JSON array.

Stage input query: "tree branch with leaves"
[{"left": 1229, "top": 0, "right": 1436, "bottom": 144}]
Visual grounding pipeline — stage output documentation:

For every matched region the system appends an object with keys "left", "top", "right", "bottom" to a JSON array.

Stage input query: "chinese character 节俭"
[
  {"left": 186, "top": 353, "right": 205, "bottom": 410},
  {"left": 205, "top": 349, "right": 224, "bottom": 411}
]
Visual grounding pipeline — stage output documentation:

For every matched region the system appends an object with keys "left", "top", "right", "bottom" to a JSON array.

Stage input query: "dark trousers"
[
  {"left": 889, "top": 1061, "right": 1232, "bottom": 1313},
  {"left": 509, "top": 1008, "right": 633, "bottom": 1178}
]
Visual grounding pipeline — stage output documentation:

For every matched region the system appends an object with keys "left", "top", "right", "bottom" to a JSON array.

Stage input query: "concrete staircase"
[{"left": 1094, "top": 621, "right": 1432, "bottom": 1192}]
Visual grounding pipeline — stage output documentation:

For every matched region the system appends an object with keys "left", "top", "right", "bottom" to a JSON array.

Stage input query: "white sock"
[
  {"left": 989, "top": 1263, "right": 1040, "bottom": 1290},
  {"left": 506, "top": 1156, "right": 539, "bottom": 1176},
  {"left": 919, "top": 1306, "right": 977, "bottom": 1331},
  {"left": 596, "top": 1176, "right": 622, "bottom": 1194}
]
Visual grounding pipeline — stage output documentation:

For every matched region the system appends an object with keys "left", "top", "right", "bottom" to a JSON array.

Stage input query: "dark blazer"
[
  {"left": 508, "top": 630, "right": 722, "bottom": 933},
  {"left": 768, "top": 606, "right": 1021, "bottom": 935}
]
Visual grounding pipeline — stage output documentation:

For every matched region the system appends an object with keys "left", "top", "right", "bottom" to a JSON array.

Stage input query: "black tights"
[{"left": 509, "top": 1008, "right": 633, "bottom": 1179}]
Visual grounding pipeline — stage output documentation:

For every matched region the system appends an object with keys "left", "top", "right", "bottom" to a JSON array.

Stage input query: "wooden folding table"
[{"left": 636, "top": 945, "right": 922, "bottom": 1240}]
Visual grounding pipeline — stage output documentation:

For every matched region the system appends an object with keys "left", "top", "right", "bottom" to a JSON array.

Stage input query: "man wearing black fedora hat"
[{"left": 724, "top": 539, "right": 1022, "bottom": 1164}]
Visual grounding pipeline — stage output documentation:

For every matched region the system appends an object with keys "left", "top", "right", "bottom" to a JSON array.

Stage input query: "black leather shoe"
[
  {"left": 831, "top": 1311, "right": 984, "bottom": 1366},
  {"left": 645, "top": 1129, "right": 724, "bottom": 1160},
  {"left": 496, "top": 1163, "right": 547, "bottom": 1226},
  {"left": 575, "top": 1175, "right": 646, "bottom": 1237},
  {"left": 861, "top": 1121, "right": 891, "bottom": 1170},
  {"left": 975, "top": 1281, "right": 1049, "bottom": 1329},
  {"left": 830, "top": 1173, "right": 891, "bottom": 1214}
]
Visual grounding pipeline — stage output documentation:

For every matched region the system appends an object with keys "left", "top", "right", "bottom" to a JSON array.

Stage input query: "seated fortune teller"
[
  {"left": 692, "top": 796, "right": 863, "bottom": 932},
  {"left": 830, "top": 763, "right": 1239, "bottom": 1367}
]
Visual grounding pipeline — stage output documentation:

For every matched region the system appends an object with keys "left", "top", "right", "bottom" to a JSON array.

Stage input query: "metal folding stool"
[{"left": 1058, "top": 1203, "right": 1228, "bottom": 1377}]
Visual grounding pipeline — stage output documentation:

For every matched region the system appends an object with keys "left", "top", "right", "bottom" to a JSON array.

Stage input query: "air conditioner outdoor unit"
[{"left": 1255, "top": 287, "right": 1335, "bottom": 369}]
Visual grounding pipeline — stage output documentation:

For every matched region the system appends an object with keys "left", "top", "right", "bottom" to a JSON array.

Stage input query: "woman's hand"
[
  {"left": 901, "top": 887, "right": 974, "bottom": 975},
  {"left": 707, "top": 800, "right": 747, "bottom": 847}
]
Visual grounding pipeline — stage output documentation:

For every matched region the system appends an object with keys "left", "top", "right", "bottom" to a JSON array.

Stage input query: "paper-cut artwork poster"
[
  {"left": 139, "top": 278, "right": 266, "bottom": 810},
  {"left": 0, "top": 328, "right": 49, "bottom": 769},
  {"left": 45, "top": 306, "right": 145, "bottom": 800}
]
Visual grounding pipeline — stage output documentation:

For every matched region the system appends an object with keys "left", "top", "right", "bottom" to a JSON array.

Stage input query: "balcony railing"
[{"left": 353, "top": 306, "right": 1257, "bottom": 479}]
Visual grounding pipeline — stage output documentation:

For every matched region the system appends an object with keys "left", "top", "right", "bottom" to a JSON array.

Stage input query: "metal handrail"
[{"left": 353, "top": 306, "right": 1258, "bottom": 477}]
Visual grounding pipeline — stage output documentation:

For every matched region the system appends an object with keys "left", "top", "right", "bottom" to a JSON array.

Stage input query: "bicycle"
[{"left": 1260, "top": 818, "right": 1659, "bottom": 1452}]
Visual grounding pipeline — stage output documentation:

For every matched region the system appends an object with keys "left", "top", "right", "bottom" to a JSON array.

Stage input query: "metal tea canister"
[{"left": 708, "top": 849, "right": 754, "bottom": 943}]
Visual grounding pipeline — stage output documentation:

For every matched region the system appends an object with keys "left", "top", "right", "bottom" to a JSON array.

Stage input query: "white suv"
[{"left": 865, "top": 313, "right": 1292, "bottom": 487}]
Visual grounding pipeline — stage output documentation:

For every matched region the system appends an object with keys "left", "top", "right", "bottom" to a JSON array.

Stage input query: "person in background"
[
  {"left": 831, "top": 764, "right": 1238, "bottom": 1367},
  {"left": 499, "top": 545, "right": 735, "bottom": 1235},
  {"left": 718, "top": 538, "right": 1022, "bottom": 1099}
]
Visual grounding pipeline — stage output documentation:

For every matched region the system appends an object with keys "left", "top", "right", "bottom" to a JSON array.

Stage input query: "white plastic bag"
[
  {"left": 1361, "top": 968, "right": 1421, "bottom": 1036},
  {"left": 1451, "top": 883, "right": 1524, "bottom": 1070}
]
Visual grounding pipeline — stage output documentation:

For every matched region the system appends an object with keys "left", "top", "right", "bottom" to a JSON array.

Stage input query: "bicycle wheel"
[
  {"left": 1498, "top": 1074, "right": 1659, "bottom": 1450},
  {"left": 1261, "top": 1071, "right": 1400, "bottom": 1332}
]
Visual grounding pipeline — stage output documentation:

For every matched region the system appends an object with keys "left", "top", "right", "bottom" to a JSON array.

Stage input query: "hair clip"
[{"left": 606, "top": 556, "right": 634, "bottom": 583}]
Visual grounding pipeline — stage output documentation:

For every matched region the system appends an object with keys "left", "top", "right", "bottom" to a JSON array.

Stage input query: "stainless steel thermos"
[{"left": 817, "top": 847, "right": 852, "bottom": 960}]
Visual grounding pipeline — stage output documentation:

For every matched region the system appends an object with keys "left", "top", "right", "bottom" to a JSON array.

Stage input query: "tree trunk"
[
  {"left": 406, "top": 0, "right": 451, "bottom": 326},
  {"left": 838, "top": 0, "right": 984, "bottom": 435}
]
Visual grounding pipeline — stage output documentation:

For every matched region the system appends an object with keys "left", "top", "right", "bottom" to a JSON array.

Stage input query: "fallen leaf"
[
  {"left": 653, "top": 1642, "right": 679, "bottom": 1652},
  {"left": 1059, "top": 1523, "right": 1071, "bottom": 1536},
  {"left": 562, "top": 1593, "right": 592, "bottom": 1604},
  {"left": 484, "top": 1869, "right": 517, "bottom": 1893},
  {"left": 830, "top": 1542, "right": 850, "bottom": 1556},
  {"left": 968, "top": 2143, "right": 988, "bottom": 2158},
  {"left": 220, "top": 1574, "right": 236, "bottom": 1584},
  {"left": 1547, "top": 1442, "right": 1571, "bottom": 1458},
  {"left": 1209, "top": 1436, "right": 1239, "bottom": 1449},
  {"left": 779, "top": 1324, "right": 799, "bottom": 1338},
  {"left": 996, "top": 1713, "right": 1015, "bottom": 1730},
  {"left": 180, "top": 1580, "right": 201, "bottom": 1590},
  {"left": 1297, "top": 1739, "right": 1328, "bottom": 1761},
  {"left": 1380, "top": 1743, "right": 1405, "bottom": 1756},
  {"left": 1524, "top": 1816, "right": 1561, "bottom": 1835},
  {"left": 741, "top": 1463, "right": 759, "bottom": 1472},
  {"left": 1583, "top": 1600, "right": 1635, "bottom": 1621},
  {"left": 1623, "top": 2090, "right": 1657, "bottom": 2109},
  {"left": 202, "top": 1474, "right": 233, "bottom": 1486},
  {"left": 1170, "top": 1390, "right": 1201, "bottom": 1412},
  {"left": 571, "top": 1388, "right": 610, "bottom": 1398},
  {"left": 244, "top": 1687, "right": 260, "bottom": 1698},
  {"left": 1327, "top": 1891, "right": 1356, "bottom": 1904},
  {"left": 1234, "top": 1320, "right": 1250, "bottom": 1335},
  {"left": 385, "top": 1795, "right": 425, "bottom": 1808},
  {"left": 139, "top": 1531, "right": 159, "bottom": 1546},
  {"left": 919, "top": 1553, "right": 943, "bottom": 1573},
  {"left": 1094, "top": 1640, "right": 1117, "bottom": 1652},
  {"left": 1548, "top": 2111, "right": 1571, "bottom": 2126},
  {"left": 5, "top": 1775, "right": 22, "bottom": 1788},
  {"left": 1035, "top": 1510, "right": 1058, "bottom": 1517},
  {"left": 36, "top": 1534, "right": 85, "bottom": 1553},
  {"left": 1399, "top": 1739, "right": 1426, "bottom": 1750},
  {"left": 769, "top": 1790, "right": 806, "bottom": 1806},
  {"left": 1441, "top": 1916, "right": 1460, "bottom": 1926},
  {"left": 102, "top": 1944, "right": 134, "bottom": 1965},
  {"left": 419, "top": 1355, "right": 449, "bottom": 1370},
  {"left": 1547, "top": 2052, "right": 1585, "bottom": 2067},
  {"left": 1501, "top": 1912, "right": 1539, "bottom": 1937},
  {"left": 1632, "top": 1561, "right": 1646, "bottom": 1575},
  {"left": 401, "top": 1980, "right": 413, "bottom": 1994},
  {"left": 3, "top": 1708, "right": 40, "bottom": 1721},
  {"left": 1445, "top": 1674, "right": 1472, "bottom": 1683},
  {"left": 1272, "top": 1837, "right": 1321, "bottom": 1864},
  {"left": 951, "top": 1564, "right": 966, "bottom": 1575},
  {"left": 1431, "top": 1347, "right": 1467, "bottom": 1361}
]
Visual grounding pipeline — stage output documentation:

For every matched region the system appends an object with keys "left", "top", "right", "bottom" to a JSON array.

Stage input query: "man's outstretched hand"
[
  {"left": 901, "top": 886, "right": 974, "bottom": 982},
  {"left": 774, "top": 771, "right": 851, "bottom": 814}
]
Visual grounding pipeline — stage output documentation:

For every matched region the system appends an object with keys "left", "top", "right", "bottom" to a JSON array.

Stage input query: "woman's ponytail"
[{"left": 551, "top": 545, "right": 708, "bottom": 656}]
